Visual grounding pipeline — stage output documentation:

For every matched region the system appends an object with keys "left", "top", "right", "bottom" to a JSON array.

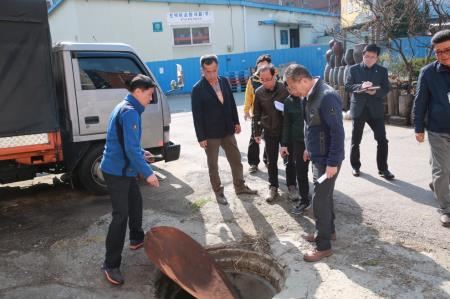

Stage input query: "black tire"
[{"left": 78, "top": 144, "right": 108, "bottom": 195}]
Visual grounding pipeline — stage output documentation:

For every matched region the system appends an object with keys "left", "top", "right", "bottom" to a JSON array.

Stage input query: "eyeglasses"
[
  {"left": 435, "top": 47, "right": 450, "bottom": 57},
  {"left": 260, "top": 76, "right": 274, "bottom": 83}
]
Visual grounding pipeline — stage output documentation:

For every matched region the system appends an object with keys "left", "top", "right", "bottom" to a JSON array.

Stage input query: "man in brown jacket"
[{"left": 253, "top": 64, "right": 290, "bottom": 202}]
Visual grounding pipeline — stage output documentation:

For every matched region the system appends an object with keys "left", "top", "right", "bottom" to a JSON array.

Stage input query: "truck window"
[{"left": 78, "top": 57, "right": 143, "bottom": 90}]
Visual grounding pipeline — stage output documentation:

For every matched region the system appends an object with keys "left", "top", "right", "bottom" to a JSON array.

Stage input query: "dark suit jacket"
[
  {"left": 191, "top": 76, "right": 239, "bottom": 142},
  {"left": 345, "top": 63, "right": 390, "bottom": 119}
]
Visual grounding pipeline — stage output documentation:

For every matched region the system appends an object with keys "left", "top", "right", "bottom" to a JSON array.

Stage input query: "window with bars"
[{"left": 173, "top": 27, "right": 210, "bottom": 46}]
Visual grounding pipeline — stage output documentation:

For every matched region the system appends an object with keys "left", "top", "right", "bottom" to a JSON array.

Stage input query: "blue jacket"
[
  {"left": 100, "top": 94, "right": 153, "bottom": 179},
  {"left": 413, "top": 61, "right": 450, "bottom": 134},
  {"left": 345, "top": 63, "right": 390, "bottom": 119},
  {"left": 304, "top": 80, "right": 345, "bottom": 167}
]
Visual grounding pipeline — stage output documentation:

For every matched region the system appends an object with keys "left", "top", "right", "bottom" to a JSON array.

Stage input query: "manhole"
[{"left": 155, "top": 240, "right": 287, "bottom": 299}]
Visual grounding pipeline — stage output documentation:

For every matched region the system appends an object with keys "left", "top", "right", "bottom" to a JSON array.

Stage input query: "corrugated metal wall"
[{"left": 146, "top": 44, "right": 328, "bottom": 94}]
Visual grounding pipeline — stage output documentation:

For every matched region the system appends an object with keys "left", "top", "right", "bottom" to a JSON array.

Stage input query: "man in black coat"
[
  {"left": 191, "top": 55, "right": 257, "bottom": 205},
  {"left": 345, "top": 44, "right": 394, "bottom": 180}
]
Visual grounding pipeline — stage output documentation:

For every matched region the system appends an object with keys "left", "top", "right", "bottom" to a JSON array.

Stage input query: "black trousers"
[
  {"left": 286, "top": 141, "right": 310, "bottom": 203},
  {"left": 247, "top": 134, "right": 267, "bottom": 166},
  {"left": 350, "top": 116, "right": 389, "bottom": 171},
  {"left": 264, "top": 135, "right": 282, "bottom": 188},
  {"left": 103, "top": 172, "right": 145, "bottom": 268},
  {"left": 312, "top": 163, "right": 340, "bottom": 251}
]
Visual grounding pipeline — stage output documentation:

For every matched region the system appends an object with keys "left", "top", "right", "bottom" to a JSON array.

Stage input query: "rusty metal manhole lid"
[{"left": 145, "top": 226, "right": 238, "bottom": 299}]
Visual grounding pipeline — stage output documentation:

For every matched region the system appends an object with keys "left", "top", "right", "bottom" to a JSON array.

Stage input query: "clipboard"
[{"left": 355, "top": 86, "right": 381, "bottom": 93}]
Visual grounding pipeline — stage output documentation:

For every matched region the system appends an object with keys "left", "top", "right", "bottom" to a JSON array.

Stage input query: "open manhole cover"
[{"left": 155, "top": 238, "right": 287, "bottom": 299}]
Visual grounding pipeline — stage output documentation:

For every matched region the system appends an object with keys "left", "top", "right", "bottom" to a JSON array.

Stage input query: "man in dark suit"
[
  {"left": 345, "top": 44, "right": 394, "bottom": 180},
  {"left": 191, "top": 55, "right": 257, "bottom": 205}
]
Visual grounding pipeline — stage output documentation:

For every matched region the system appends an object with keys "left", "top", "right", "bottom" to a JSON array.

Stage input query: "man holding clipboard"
[{"left": 345, "top": 44, "right": 394, "bottom": 180}]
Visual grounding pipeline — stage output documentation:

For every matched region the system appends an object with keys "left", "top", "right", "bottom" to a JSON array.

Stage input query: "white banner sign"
[{"left": 167, "top": 11, "right": 214, "bottom": 26}]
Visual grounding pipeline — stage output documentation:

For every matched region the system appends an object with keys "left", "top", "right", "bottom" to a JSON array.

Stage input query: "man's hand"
[
  {"left": 326, "top": 166, "right": 338, "bottom": 179},
  {"left": 235, "top": 124, "right": 241, "bottom": 134},
  {"left": 244, "top": 112, "right": 250, "bottom": 121},
  {"left": 199, "top": 140, "right": 208, "bottom": 148},
  {"left": 254, "top": 136, "right": 262, "bottom": 144},
  {"left": 279, "top": 146, "right": 289, "bottom": 157},
  {"left": 415, "top": 133, "right": 425, "bottom": 143},
  {"left": 146, "top": 173, "right": 159, "bottom": 187},
  {"left": 144, "top": 150, "right": 155, "bottom": 163},
  {"left": 303, "top": 150, "right": 310, "bottom": 162},
  {"left": 361, "top": 81, "right": 373, "bottom": 89}
]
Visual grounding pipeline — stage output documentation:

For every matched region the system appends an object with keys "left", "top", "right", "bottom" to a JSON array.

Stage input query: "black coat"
[
  {"left": 191, "top": 76, "right": 239, "bottom": 142},
  {"left": 345, "top": 63, "right": 390, "bottom": 119}
]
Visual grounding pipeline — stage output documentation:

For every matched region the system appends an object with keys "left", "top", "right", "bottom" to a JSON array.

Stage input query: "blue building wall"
[
  {"left": 146, "top": 44, "right": 329, "bottom": 94},
  {"left": 390, "top": 36, "right": 432, "bottom": 58},
  {"left": 147, "top": 36, "right": 434, "bottom": 94}
]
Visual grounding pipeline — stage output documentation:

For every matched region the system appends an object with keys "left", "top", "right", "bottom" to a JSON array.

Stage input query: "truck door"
[{"left": 71, "top": 51, "right": 163, "bottom": 148}]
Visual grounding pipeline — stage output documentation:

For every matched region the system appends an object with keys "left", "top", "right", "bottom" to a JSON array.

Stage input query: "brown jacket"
[{"left": 252, "top": 81, "right": 290, "bottom": 137}]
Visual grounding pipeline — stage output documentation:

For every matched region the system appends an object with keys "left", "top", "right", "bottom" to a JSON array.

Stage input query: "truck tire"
[{"left": 78, "top": 144, "right": 108, "bottom": 195}]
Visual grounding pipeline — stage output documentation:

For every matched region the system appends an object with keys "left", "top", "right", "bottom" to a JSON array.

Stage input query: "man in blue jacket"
[
  {"left": 284, "top": 64, "right": 345, "bottom": 262},
  {"left": 413, "top": 29, "right": 450, "bottom": 227},
  {"left": 100, "top": 74, "right": 160, "bottom": 285}
]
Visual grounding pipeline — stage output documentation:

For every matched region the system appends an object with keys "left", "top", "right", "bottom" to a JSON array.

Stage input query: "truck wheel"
[{"left": 78, "top": 144, "right": 108, "bottom": 195}]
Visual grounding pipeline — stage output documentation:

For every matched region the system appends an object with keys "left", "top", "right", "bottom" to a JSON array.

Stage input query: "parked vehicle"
[{"left": 0, "top": 0, "right": 181, "bottom": 194}]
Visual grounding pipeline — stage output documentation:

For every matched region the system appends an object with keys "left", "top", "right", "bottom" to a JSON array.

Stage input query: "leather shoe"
[
  {"left": 379, "top": 170, "right": 395, "bottom": 180},
  {"left": 303, "top": 249, "right": 333, "bottom": 262},
  {"left": 440, "top": 214, "right": 450, "bottom": 227},
  {"left": 352, "top": 169, "right": 360, "bottom": 177},
  {"left": 235, "top": 184, "right": 257, "bottom": 195},
  {"left": 302, "top": 232, "right": 337, "bottom": 242}
]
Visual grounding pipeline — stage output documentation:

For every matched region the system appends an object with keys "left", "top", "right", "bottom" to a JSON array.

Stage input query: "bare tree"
[{"left": 333, "top": 0, "right": 449, "bottom": 92}]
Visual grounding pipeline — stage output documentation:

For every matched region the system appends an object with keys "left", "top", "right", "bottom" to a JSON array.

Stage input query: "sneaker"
[
  {"left": 249, "top": 165, "right": 258, "bottom": 173},
  {"left": 102, "top": 263, "right": 124, "bottom": 285},
  {"left": 215, "top": 192, "right": 228, "bottom": 205},
  {"left": 129, "top": 239, "right": 144, "bottom": 250},
  {"left": 287, "top": 185, "right": 300, "bottom": 201},
  {"left": 265, "top": 186, "right": 279, "bottom": 203},
  {"left": 379, "top": 170, "right": 395, "bottom": 180},
  {"left": 235, "top": 184, "right": 258, "bottom": 195},
  {"left": 291, "top": 202, "right": 309, "bottom": 215},
  {"left": 440, "top": 214, "right": 450, "bottom": 227}
]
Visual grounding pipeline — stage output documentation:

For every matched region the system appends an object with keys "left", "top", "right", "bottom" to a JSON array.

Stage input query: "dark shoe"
[
  {"left": 129, "top": 239, "right": 144, "bottom": 250},
  {"left": 265, "top": 186, "right": 279, "bottom": 203},
  {"left": 102, "top": 264, "right": 124, "bottom": 285},
  {"left": 235, "top": 184, "right": 258, "bottom": 195},
  {"left": 303, "top": 249, "right": 333, "bottom": 262},
  {"left": 352, "top": 169, "right": 360, "bottom": 177},
  {"left": 379, "top": 170, "right": 395, "bottom": 180},
  {"left": 287, "top": 185, "right": 300, "bottom": 201},
  {"left": 429, "top": 182, "right": 434, "bottom": 192},
  {"left": 291, "top": 202, "right": 309, "bottom": 215},
  {"left": 249, "top": 165, "right": 258, "bottom": 173},
  {"left": 215, "top": 192, "right": 228, "bottom": 205},
  {"left": 440, "top": 214, "right": 450, "bottom": 227},
  {"left": 302, "top": 232, "right": 337, "bottom": 242}
]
